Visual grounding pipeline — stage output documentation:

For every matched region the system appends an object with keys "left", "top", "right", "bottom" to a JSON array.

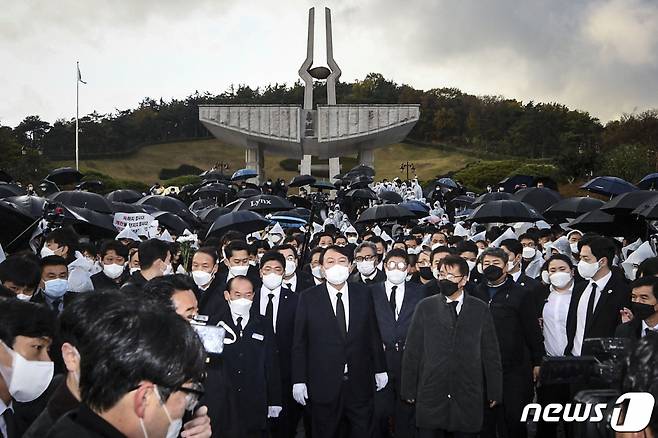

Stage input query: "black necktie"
[
  {"left": 389, "top": 286, "right": 397, "bottom": 316},
  {"left": 265, "top": 293, "right": 274, "bottom": 324},
  {"left": 284, "top": 283, "right": 292, "bottom": 291},
  {"left": 336, "top": 292, "right": 347, "bottom": 339},
  {"left": 585, "top": 283, "right": 598, "bottom": 328},
  {"left": 236, "top": 316, "right": 243, "bottom": 338},
  {"left": 3, "top": 409, "right": 16, "bottom": 438},
  {"left": 448, "top": 301, "right": 459, "bottom": 320}
]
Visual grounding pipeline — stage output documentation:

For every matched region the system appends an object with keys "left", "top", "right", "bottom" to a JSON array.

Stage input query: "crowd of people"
[{"left": 0, "top": 174, "right": 657, "bottom": 438}]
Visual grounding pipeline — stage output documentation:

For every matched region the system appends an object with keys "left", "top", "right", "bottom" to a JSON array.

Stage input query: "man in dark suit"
[
  {"left": 565, "top": 236, "right": 631, "bottom": 356},
  {"left": 615, "top": 275, "right": 658, "bottom": 340},
  {"left": 254, "top": 251, "right": 300, "bottom": 438},
  {"left": 121, "top": 239, "right": 171, "bottom": 291},
  {"left": 30, "top": 256, "right": 75, "bottom": 315},
  {"left": 402, "top": 255, "right": 502, "bottom": 438},
  {"left": 500, "top": 239, "right": 540, "bottom": 290},
  {"left": 90, "top": 240, "right": 130, "bottom": 291},
  {"left": 191, "top": 247, "right": 230, "bottom": 326},
  {"left": 349, "top": 242, "right": 386, "bottom": 285},
  {"left": 292, "top": 245, "right": 387, "bottom": 438},
  {"left": 214, "top": 240, "right": 262, "bottom": 291},
  {"left": 220, "top": 275, "right": 282, "bottom": 438},
  {"left": 472, "top": 247, "right": 545, "bottom": 438},
  {"left": 370, "top": 249, "right": 425, "bottom": 438},
  {"left": 274, "top": 244, "right": 315, "bottom": 293}
]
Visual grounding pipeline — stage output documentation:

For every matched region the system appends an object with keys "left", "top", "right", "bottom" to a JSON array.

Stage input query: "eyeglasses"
[
  {"left": 355, "top": 255, "right": 376, "bottom": 263},
  {"left": 386, "top": 261, "right": 408, "bottom": 271},
  {"left": 437, "top": 273, "right": 463, "bottom": 281}
]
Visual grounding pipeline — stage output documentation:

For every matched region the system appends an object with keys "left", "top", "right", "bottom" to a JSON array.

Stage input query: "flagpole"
[{"left": 75, "top": 61, "right": 79, "bottom": 171}]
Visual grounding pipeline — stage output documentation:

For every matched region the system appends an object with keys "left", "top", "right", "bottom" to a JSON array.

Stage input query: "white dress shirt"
[
  {"left": 445, "top": 289, "right": 465, "bottom": 315},
  {"left": 572, "top": 270, "right": 612, "bottom": 356},
  {"left": 641, "top": 320, "right": 658, "bottom": 337},
  {"left": 543, "top": 285, "right": 573, "bottom": 356},
  {"left": 259, "top": 285, "right": 281, "bottom": 333},
  {"left": 510, "top": 269, "right": 522, "bottom": 283},
  {"left": 384, "top": 280, "right": 405, "bottom": 319},
  {"left": 283, "top": 274, "right": 297, "bottom": 292},
  {"left": 313, "top": 277, "right": 324, "bottom": 286},
  {"left": 0, "top": 398, "right": 12, "bottom": 438},
  {"left": 231, "top": 310, "right": 250, "bottom": 334}
]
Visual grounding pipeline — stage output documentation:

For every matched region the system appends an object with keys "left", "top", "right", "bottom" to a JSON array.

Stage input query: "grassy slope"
[{"left": 55, "top": 139, "right": 477, "bottom": 185}]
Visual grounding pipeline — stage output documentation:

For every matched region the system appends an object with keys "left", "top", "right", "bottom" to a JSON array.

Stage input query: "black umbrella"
[
  {"left": 638, "top": 173, "right": 658, "bottom": 190},
  {"left": 356, "top": 204, "right": 415, "bottom": 223},
  {"left": 0, "top": 200, "right": 38, "bottom": 247},
  {"left": 231, "top": 168, "right": 258, "bottom": 181},
  {"left": 68, "top": 207, "right": 117, "bottom": 238},
  {"left": 543, "top": 197, "right": 606, "bottom": 222},
  {"left": 111, "top": 202, "right": 149, "bottom": 214},
  {"left": 345, "top": 188, "right": 379, "bottom": 201},
  {"left": 467, "top": 200, "right": 544, "bottom": 223},
  {"left": 378, "top": 191, "right": 403, "bottom": 204},
  {"left": 580, "top": 176, "right": 637, "bottom": 197},
  {"left": 472, "top": 192, "right": 514, "bottom": 206},
  {"left": 346, "top": 164, "right": 375, "bottom": 178},
  {"left": 512, "top": 187, "right": 562, "bottom": 212},
  {"left": 453, "top": 195, "right": 476, "bottom": 205},
  {"left": 0, "top": 183, "right": 27, "bottom": 199},
  {"left": 290, "top": 175, "right": 316, "bottom": 188},
  {"left": 631, "top": 197, "right": 658, "bottom": 219},
  {"left": 198, "top": 206, "right": 232, "bottom": 224},
  {"left": 199, "top": 169, "right": 230, "bottom": 182},
  {"left": 437, "top": 177, "right": 458, "bottom": 189},
  {"left": 600, "top": 190, "right": 658, "bottom": 215},
  {"left": 399, "top": 201, "right": 430, "bottom": 218},
  {"left": 3, "top": 195, "right": 46, "bottom": 218},
  {"left": 348, "top": 175, "right": 375, "bottom": 188},
  {"left": 236, "top": 188, "right": 261, "bottom": 198},
  {"left": 194, "top": 183, "right": 233, "bottom": 199},
  {"left": 235, "top": 195, "right": 293, "bottom": 214},
  {"left": 152, "top": 211, "right": 190, "bottom": 235},
  {"left": 206, "top": 211, "right": 270, "bottom": 238},
  {"left": 75, "top": 180, "right": 103, "bottom": 192},
  {"left": 568, "top": 208, "right": 643, "bottom": 236},
  {"left": 190, "top": 198, "right": 218, "bottom": 214},
  {"left": 288, "top": 195, "right": 312, "bottom": 209},
  {"left": 47, "top": 167, "right": 84, "bottom": 186},
  {"left": 106, "top": 189, "right": 143, "bottom": 203},
  {"left": 50, "top": 190, "right": 114, "bottom": 213},
  {"left": 137, "top": 195, "right": 190, "bottom": 218},
  {"left": 311, "top": 181, "right": 336, "bottom": 191}
]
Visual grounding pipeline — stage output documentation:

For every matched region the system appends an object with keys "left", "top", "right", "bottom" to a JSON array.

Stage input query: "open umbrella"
[
  {"left": 638, "top": 173, "right": 658, "bottom": 190},
  {"left": 345, "top": 188, "right": 379, "bottom": 201},
  {"left": 472, "top": 192, "right": 513, "bottom": 206},
  {"left": 235, "top": 195, "right": 293, "bottom": 214},
  {"left": 50, "top": 190, "right": 114, "bottom": 213},
  {"left": 453, "top": 195, "right": 476, "bottom": 206},
  {"left": 3, "top": 195, "right": 47, "bottom": 218},
  {"left": 69, "top": 207, "right": 117, "bottom": 238},
  {"left": 467, "top": 200, "right": 544, "bottom": 223},
  {"left": 199, "top": 169, "right": 230, "bottom": 182},
  {"left": 198, "top": 206, "right": 232, "bottom": 224},
  {"left": 287, "top": 195, "right": 312, "bottom": 210},
  {"left": 231, "top": 168, "right": 258, "bottom": 181},
  {"left": 0, "top": 200, "right": 40, "bottom": 247},
  {"left": 47, "top": 167, "right": 84, "bottom": 186},
  {"left": 346, "top": 164, "right": 375, "bottom": 178},
  {"left": 194, "top": 183, "right": 233, "bottom": 199},
  {"left": 190, "top": 198, "right": 218, "bottom": 214},
  {"left": 290, "top": 175, "right": 316, "bottom": 187},
  {"left": 568, "top": 208, "right": 643, "bottom": 236},
  {"left": 437, "top": 177, "right": 458, "bottom": 189},
  {"left": 379, "top": 191, "right": 403, "bottom": 204},
  {"left": 400, "top": 200, "right": 430, "bottom": 218},
  {"left": 356, "top": 204, "right": 415, "bottom": 223},
  {"left": 600, "top": 190, "right": 658, "bottom": 215},
  {"left": 111, "top": 202, "right": 150, "bottom": 214},
  {"left": 512, "top": 187, "right": 562, "bottom": 212},
  {"left": 152, "top": 211, "right": 190, "bottom": 235},
  {"left": 106, "top": 189, "right": 143, "bottom": 203},
  {"left": 206, "top": 211, "right": 270, "bottom": 238},
  {"left": 543, "top": 197, "right": 605, "bottom": 222},
  {"left": 236, "top": 188, "right": 261, "bottom": 198},
  {"left": 137, "top": 195, "right": 190, "bottom": 218},
  {"left": 311, "top": 181, "right": 336, "bottom": 191},
  {"left": 580, "top": 176, "right": 637, "bottom": 197},
  {"left": 632, "top": 197, "right": 658, "bottom": 219},
  {"left": 0, "top": 183, "right": 27, "bottom": 199},
  {"left": 348, "top": 175, "right": 374, "bottom": 188},
  {"left": 75, "top": 180, "right": 103, "bottom": 192}
]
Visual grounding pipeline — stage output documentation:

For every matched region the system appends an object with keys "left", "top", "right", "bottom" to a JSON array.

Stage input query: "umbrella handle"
[{"left": 6, "top": 217, "right": 42, "bottom": 251}]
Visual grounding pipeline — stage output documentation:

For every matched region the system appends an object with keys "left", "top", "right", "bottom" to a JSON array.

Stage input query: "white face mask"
[
  {"left": 228, "top": 297, "right": 253, "bottom": 316},
  {"left": 386, "top": 269, "right": 407, "bottom": 285},
  {"left": 507, "top": 261, "right": 516, "bottom": 271},
  {"left": 311, "top": 266, "right": 324, "bottom": 279},
  {"left": 130, "top": 267, "right": 141, "bottom": 275},
  {"left": 522, "top": 247, "right": 536, "bottom": 259},
  {"left": 249, "top": 260, "right": 257, "bottom": 266},
  {"left": 285, "top": 260, "right": 297, "bottom": 276},
  {"left": 229, "top": 265, "right": 249, "bottom": 277},
  {"left": 324, "top": 265, "right": 350, "bottom": 285},
  {"left": 432, "top": 268, "right": 441, "bottom": 279},
  {"left": 541, "top": 270, "right": 550, "bottom": 284},
  {"left": 262, "top": 273, "right": 283, "bottom": 290},
  {"left": 549, "top": 271, "right": 573, "bottom": 289},
  {"left": 103, "top": 263, "right": 124, "bottom": 280},
  {"left": 40, "top": 246, "right": 56, "bottom": 258},
  {"left": 570, "top": 242, "right": 579, "bottom": 254},
  {"left": 356, "top": 260, "right": 376, "bottom": 276},
  {"left": 191, "top": 270, "right": 213, "bottom": 287},
  {"left": 0, "top": 342, "right": 54, "bottom": 402},
  {"left": 16, "top": 293, "right": 32, "bottom": 301},
  {"left": 139, "top": 385, "right": 183, "bottom": 438},
  {"left": 466, "top": 260, "right": 476, "bottom": 273},
  {"left": 347, "top": 236, "right": 358, "bottom": 244},
  {"left": 577, "top": 259, "right": 601, "bottom": 280},
  {"left": 162, "top": 263, "right": 173, "bottom": 276}
]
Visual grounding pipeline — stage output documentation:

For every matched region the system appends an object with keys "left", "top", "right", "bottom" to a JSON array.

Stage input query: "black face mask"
[
  {"left": 439, "top": 279, "right": 459, "bottom": 296},
  {"left": 483, "top": 265, "right": 504, "bottom": 282},
  {"left": 631, "top": 302, "right": 657, "bottom": 321},
  {"left": 419, "top": 267, "right": 433, "bottom": 280}
]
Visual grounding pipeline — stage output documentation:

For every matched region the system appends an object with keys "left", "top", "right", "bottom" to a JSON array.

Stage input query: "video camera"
[{"left": 42, "top": 201, "right": 67, "bottom": 234}]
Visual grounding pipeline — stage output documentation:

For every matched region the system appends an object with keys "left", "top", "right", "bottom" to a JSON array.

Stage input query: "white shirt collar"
[
  {"left": 0, "top": 397, "right": 12, "bottom": 415},
  {"left": 511, "top": 270, "right": 522, "bottom": 283},
  {"left": 591, "top": 270, "right": 613, "bottom": 291},
  {"left": 641, "top": 319, "right": 658, "bottom": 334},
  {"left": 327, "top": 281, "right": 348, "bottom": 296},
  {"left": 283, "top": 273, "right": 297, "bottom": 290},
  {"left": 446, "top": 290, "right": 464, "bottom": 305},
  {"left": 385, "top": 280, "right": 405, "bottom": 293},
  {"left": 261, "top": 284, "right": 281, "bottom": 297},
  {"left": 361, "top": 270, "right": 378, "bottom": 281}
]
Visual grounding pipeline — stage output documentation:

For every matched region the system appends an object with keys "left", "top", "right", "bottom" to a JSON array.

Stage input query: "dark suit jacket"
[
  {"left": 292, "top": 282, "right": 386, "bottom": 404},
  {"left": 90, "top": 270, "right": 129, "bottom": 292},
  {"left": 369, "top": 281, "right": 424, "bottom": 389},
  {"left": 348, "top": 268, "right": 386, "bottom": 285},
  {"left": 289, "top": 270, "right": 315, "bottom": 294},
  {"left": 221, "top": 312, "right": 282, "bottom": 433},
  {"left": 401, "top": 294, "right": 502, "bottom": 432},
  {"left": 254, "top": 287, "right": 298, "bottom": 387},
  {"left": 515, "top": 272, "right": 540, "bottom": 291},
  {"left": 196, "top": 276, "right": 230, "bottom": 326},
  {"left": 564, "top": 271, "right": 631, "bottom": 355}
]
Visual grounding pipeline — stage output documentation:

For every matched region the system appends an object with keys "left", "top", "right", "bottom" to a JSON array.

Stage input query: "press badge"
[{"left": 252, "top": 333, "right": 264, "bottom": 341}]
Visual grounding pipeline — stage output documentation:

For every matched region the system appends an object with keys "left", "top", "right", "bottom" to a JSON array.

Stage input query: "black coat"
[
  {"left": 23, "top": 375, "right": 78, "bottom": 438},
  {"left": 196, "top": 276, "right": 230, "bottom": 326},
  {"left": 401, "top": 294, "right": 503, "bottom": 432},
  {"left": 221, "top": 312, "right": 282, "bottom": 433},
  {"left": 287, "top": 270, "right": 315, "bottom": 294},
  {"left": 515, "top": 272, "right": 540, "bottom": 291},
  {"left": 90, "top": 270, "right": 129, "bottom": 292},
  {"left": 564, "top": 272, "right": 631, "bottom": 355},
  {"left": 46, "top": 404, "right": 124, "bottom": 438},
  {"left": 369, "top": 281, "right": 425, "bottom": 388},
  {"left": 348, "top": 268, "right": 386, "bottom": 285},
  {"left": 292, "top": 282, "right": 386, "bottom": 404},
  {"left": 472, "top": 277, "right": 545, "bottom": 369},
  {"left": 120, "top": 270, "right": 148, "bottom": 291},
  {"left": 614, "top": 318, "right": 643, "bottom": 340}
]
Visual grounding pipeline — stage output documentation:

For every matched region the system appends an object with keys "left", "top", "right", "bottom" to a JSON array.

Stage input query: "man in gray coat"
[{"left": 401, "top": 255, "right": 503, "bottom": 438}]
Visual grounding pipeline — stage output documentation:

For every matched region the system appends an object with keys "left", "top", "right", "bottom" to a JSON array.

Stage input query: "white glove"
[
  {"left": 375, "top": 372, "right": 388, "bottom": 391},
  {"left": 267, "top": 406, "right": 283, "bottom": 418},
  {"left": 293, "top": 383, "right": 308, "bottom": 406}
]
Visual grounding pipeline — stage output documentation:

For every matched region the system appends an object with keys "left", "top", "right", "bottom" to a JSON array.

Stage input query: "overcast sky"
[{"left": 1, "top": 0, "right": 657, "bottom": 128}]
